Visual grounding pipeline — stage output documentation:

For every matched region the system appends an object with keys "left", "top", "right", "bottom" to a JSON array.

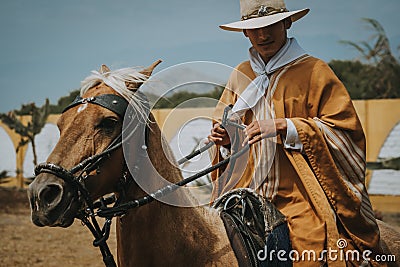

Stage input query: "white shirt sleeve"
[
  {"left": 282, "top": 119, "right": 303, "bottom": 151},
  {"left": 219, "top": 146, "right": 231, "bottom": 159}
]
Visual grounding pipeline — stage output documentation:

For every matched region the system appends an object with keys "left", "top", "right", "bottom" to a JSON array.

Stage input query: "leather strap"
[{"left": 63, "top": 94, "right": 129, "bottom": 118}]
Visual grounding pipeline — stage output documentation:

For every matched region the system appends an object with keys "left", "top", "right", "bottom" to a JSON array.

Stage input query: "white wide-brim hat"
[{"left": 220, "top": 0, "right": 309, "bottom": 32}]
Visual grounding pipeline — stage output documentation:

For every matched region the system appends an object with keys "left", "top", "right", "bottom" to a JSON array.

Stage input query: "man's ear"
[
  {"left": 243, "top": 29, "right": 249, "bottom": 37},
  {"left": 284, "top": 18, "right": 292, "bottom": 30}
]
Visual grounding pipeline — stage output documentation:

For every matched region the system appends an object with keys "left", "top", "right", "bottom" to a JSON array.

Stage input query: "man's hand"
[
  {"left": 207, "top": 122, "right": 231, "bottom": 147},
  {"left": 243, "top": 119, "right": 287, "bottom": 146}
]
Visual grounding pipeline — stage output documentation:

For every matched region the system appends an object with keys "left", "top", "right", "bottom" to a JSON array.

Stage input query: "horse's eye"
[{"left": 97, "top": 117, "right": 119, "bottom": 131}]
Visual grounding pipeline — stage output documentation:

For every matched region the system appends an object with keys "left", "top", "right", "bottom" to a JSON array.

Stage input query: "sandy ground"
[
  {"left": 1, "top": 187, "right": 399, "bottom": 267},
  {"left": 0, "top": 187, "right": 117, "bottom": 267}
]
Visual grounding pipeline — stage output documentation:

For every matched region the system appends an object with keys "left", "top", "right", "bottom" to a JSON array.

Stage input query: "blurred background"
[{"left": 0, "top": 1, "right": 399, "bottom": 265}]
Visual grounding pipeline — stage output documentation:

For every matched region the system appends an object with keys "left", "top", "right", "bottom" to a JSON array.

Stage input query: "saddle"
[{"left": 212, "top": 188, "right": 291, "bottom": 267}]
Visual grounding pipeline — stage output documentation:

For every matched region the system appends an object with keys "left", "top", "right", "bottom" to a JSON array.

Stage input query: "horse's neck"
[
  {"left": 116, "top": 117, "right": 236, "bottom": 266},
  {"left": 116, "top": 199, "right": 228, "bottom": 266}
]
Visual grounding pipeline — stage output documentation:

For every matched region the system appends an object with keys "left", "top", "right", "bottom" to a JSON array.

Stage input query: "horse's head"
[{"left": 28, "top": 60, "right": 161, "bottom": 227}]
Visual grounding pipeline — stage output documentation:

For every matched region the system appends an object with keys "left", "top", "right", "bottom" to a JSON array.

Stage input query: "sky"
[{"left": 0, "top": 0, "right": 399, "bottom": 113}]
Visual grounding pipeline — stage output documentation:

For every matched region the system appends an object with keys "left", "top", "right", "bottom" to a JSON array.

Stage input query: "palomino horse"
[
  {"left": 28, "top": 61, "right": 237, "bottom": 267},
  {"left": 28, "top": 61, "right": 399, "bottom": 267}
]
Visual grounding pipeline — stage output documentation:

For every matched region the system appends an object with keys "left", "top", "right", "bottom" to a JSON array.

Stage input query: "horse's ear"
[
  {"left": 99, "top": 64, "right": 111, "bottom": 74},
  {"left": 140, "top": 59, "right": 162, "bottom": 77},
  {"left": 126, "top": 59, "right": 162, "bottom": 91}
]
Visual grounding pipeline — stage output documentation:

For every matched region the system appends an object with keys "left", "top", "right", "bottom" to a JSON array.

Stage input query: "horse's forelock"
[{"left": 79, "top": 67, "right": 150, "bottom": 123}]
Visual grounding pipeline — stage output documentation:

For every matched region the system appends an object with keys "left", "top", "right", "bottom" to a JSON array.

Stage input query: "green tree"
[
  {"left": 338, "top": 18, "right": 400, "bottom": 99},
  {"left": 340, "top": 18, "right": 396, "bottom": 64},
  {"left": 153, "top": 85, "right": 224, "bottom": 109},
  {"left": 0, "top": 99, "right": 50, "bottom": 167},
  {"left": 329, "top": 60, "right": 370, "bottom": 99},
  {"left": 48, "top": 90, "right": 80, "bottom": 114}
]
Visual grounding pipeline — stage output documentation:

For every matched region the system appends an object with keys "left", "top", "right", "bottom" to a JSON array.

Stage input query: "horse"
[
  {"left": 28, "top": 61, "right": 400, "bottom": 267},
  {"left": 28, "top": 61, "right": 237, "bottom": 267}
]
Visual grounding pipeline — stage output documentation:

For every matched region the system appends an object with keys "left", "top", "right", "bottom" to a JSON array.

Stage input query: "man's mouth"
[{"left": 258, "top": 40, "right": 274, "bottom": 46}]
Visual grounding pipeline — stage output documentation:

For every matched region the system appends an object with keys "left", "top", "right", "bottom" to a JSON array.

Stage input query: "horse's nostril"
[{"left": 39, "top": 184, "right": 63, "bottom": 207}]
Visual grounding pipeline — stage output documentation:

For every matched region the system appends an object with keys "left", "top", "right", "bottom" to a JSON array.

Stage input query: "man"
[{"left": 208, "top": 0, "right": 385, "bottom": 266}]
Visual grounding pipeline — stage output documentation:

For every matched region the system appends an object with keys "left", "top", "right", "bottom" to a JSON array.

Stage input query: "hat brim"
[{"left": 220, "top": 8, "right": 309, "bottom": 32}]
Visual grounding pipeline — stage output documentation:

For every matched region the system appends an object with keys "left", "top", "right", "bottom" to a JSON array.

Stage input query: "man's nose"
[{"left": 257, "top": 28, "right": 270, "bottom": 39}]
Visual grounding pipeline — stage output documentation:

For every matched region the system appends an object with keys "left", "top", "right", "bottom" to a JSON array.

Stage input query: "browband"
[{"left": 63, "top": 94, "right": 129, "bottom": 118}]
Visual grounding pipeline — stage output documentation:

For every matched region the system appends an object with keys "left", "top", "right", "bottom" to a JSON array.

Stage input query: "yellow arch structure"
[
  {"left": 1, "top": 100, "right": 400, "bottom": 191},
  {"left": 0, "top": 115, "right": 59, "bottom": 187},
  {"left": 353, "top": 99, "right": 400, "bottom": 162},
  {"left": 152, "top": 108, "right": 214, "bottom": 142}
]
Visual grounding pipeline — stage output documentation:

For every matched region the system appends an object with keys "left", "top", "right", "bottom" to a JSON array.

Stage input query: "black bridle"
[
  {"left": 34, "top": 94, "right": 248, "bottom": 267},
  {"left": 34, "top": 93, "right": 135, "bottom": 267},
  {"left": 35, "top": 93, "right": 134, "bottom": 201}
]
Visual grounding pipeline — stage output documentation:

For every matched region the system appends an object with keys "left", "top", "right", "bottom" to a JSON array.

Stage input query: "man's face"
[{"left": 244, "top": 19, "right": 291, "bottom": 63}]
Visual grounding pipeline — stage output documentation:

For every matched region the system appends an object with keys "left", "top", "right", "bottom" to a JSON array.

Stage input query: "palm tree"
[
  {"left": 340, "top": 18, "right": 400, "bottom": 99},
  {"left": 341, "top": 18, "right": 396, "bottom": 64},
  {"left": 0, "top": 99, "right": 50, "bottom": 167}
]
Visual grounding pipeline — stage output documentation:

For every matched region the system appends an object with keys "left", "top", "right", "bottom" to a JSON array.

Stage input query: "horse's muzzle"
[{"left": 28, "top": 173, "right": 80, "bottom": 227}]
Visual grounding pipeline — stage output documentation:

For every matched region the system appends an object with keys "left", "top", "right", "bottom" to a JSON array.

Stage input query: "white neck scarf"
[
  {"left": 231, "top": 38, "right": 307, "bottom": 199},
  {"left": 232, "top": 38, "right": 306, "bottom": 115}
]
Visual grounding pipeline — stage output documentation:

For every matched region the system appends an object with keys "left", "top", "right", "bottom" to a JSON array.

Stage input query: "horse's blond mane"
[{"left": 80, "top": 67, "right": 150, "bottom": 122}]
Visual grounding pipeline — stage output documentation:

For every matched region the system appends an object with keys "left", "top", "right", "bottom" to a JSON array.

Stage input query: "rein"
[
  {"left": 35, "top": 93, "right": 140, "bottom": 267},
  {"left": 34, "top": 94, "right": 245, "bottom": 267},
  {"left": 35, "top": 94, "right": 135, "bottom": 208}
]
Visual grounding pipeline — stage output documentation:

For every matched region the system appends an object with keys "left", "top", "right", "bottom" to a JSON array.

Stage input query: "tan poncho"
[{"left": 211, "top": 56, "right": 385, "bottom": 266}]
